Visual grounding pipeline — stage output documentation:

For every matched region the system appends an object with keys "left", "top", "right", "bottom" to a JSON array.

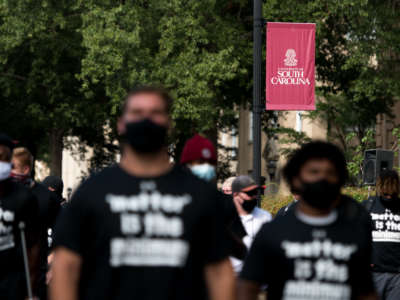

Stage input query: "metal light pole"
[{"left": 253, "top": 0, "right": 263, "bottom": 201}]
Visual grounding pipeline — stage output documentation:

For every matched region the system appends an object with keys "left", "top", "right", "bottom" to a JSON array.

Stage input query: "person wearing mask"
[
  {"left": 180, "top": 134, "right": 218, "bottom": 182},
  {"left": 50, "top": 86, "right": 235, "bottom": 300},
  {"left": 362, "top": 170, "right": 400, "bottom": 300},
  {"left": 230, "top": 175, "right": 272, "bottom": 274},
  {"left": 11, "top": 147, "right": 61, "bottom": 299},
  {"left": 180, "top": 135, "right": 247, "bottom": 261},
  {"left": 11, "top": 147, "right": 61, "bottom": 229},
  {"left": 0, "top": 134, "right": 40, "bottom": 300},
  {"left": 238, "top": 141, "right": 377, "bottom": 300},
  {"left": 42, "top": 175, "right": 65, "bottom": 206},
  {"left": 41, "top": 175, "right": 65, "bottom": 286}
]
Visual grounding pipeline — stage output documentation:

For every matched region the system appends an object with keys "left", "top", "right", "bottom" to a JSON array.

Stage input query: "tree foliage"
[
  {"left": 264, "top": 0, "right": 400, "bottom": 150},
  {"left": 0, "top": 0, "right": 253, "bottom": 173},
  {"left": 0, "top": 0, "right": 399, "bottom": 177}
]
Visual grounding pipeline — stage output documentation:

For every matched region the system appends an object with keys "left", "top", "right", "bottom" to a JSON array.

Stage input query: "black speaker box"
[{"left": 363, "top": 149, "right": 394, "bottom": 185}]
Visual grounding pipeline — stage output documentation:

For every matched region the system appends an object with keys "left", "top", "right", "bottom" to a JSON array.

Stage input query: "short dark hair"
[
  {"left": 377, "top": 170, "right": 399, "bottom": 196},
  {"left": 0, "top": 133, "right": 14, "bottom": 161},
  {"left": 283, "top": 141, "right": 348, "bottom": 190},
  {"left": 120, "top": 85, "right": 173, "bottom": 116}
]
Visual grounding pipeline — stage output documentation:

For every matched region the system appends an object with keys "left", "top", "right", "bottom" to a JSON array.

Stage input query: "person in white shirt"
[{"left": 230, "top": 175, "right": 272, "bottom": 274}]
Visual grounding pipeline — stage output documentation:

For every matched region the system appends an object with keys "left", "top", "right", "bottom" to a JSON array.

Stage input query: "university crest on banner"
[{"left": 266, "top": 22, "right": 316, "bottom": 111}]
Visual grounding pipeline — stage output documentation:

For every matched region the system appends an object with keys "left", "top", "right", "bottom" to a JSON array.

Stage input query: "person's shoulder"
[
  {"left": 3, "top": 180, "right": 36, "bottom": 211},
  {"left": 259, "top": 210, "right": 291, "bottom": 232},
  {"left": 360, "top": 195, "right": 378, "bottom": 208},
  {"left": 91, "top": 164, "right": 122, "bottom": 179},
  {"left": 78, "top": 164, "right": 121, "bottom": 188},
  {"left": 253, "top": 215, "right": 287, "bottom": 245},
  {"left": 6, "top": 180, "right": 33, "bottom": 199},
  {"left": 32, "top": 182, "right": 52, "bottom": 198},
  {"left": 253, "top": 207, "right": 272, "bottom": 222},
  {"left": 66, "top": 166, "right": 118, "bottom": 203},
  {"left": 338, "top": 195, "right": 370, "bottom": 222},
  {"left": 275, "top": 201, "right": 296, "bottom": 218}
]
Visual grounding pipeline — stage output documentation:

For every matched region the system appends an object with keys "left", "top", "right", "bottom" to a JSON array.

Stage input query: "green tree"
[
  {"left": 0, "top": 0, "right": 113, "bottom": 176},
  {"left": 1, "top": 0, "right": 399, "bottom": 179},
  {"left": 264, "top": 0, "right": 400, "bottom": 150},
  {"left": 0, "top": 0, "right": 254, "bottom": 175},
  {"left": 78, "top": 0, "right": 254, "bottom": 159}
]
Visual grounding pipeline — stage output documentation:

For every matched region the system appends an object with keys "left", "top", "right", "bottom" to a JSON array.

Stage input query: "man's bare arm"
[
  {"left": 205, "top": 258, "right": 236, "bottom": 300},
  {"left": 237, "top": 279, "right": 260, "bottom": 300},
  {"left": 49, "top": 247, "right": 82, "bottom": 300}
]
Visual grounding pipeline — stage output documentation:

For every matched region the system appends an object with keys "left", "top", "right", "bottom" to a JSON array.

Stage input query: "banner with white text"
[{"left": 266, "top": 22, "right": 316, "bottom": 111}]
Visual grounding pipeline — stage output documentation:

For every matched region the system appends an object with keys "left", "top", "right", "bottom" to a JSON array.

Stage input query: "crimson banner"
[{"left": 266, "top": 22, "right": 316, "bottom": 111}]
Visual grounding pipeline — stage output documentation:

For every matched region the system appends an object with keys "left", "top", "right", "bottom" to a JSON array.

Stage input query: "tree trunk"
[{"left": 49, "top": 128, "right": 63, "bottom": 177}]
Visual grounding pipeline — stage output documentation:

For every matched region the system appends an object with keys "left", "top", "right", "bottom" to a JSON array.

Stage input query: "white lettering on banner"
[
  {"left": 280, "top": 237, "right": 356, "bottom": 300},
  {"left": 371, "top": 209, "right": 400, "bottom": 242},
  {"left": 110, "top": 238, "right": 189, "bottom": 267},
  {"left": 0, "top": 208, "right": 15, "bottom": 252},
  {"left": 270, "top": 49, "right": 311, "bottom": 86},
  {"left": 106, "top": 181, "right": 192, "bottom": 268},
  {"left": 271, "top": 67, "right": 311, "bottom": 86}
]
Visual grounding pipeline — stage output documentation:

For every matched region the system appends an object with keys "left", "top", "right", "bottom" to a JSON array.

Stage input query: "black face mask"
[
  {"left": 300, "top": 179, "right": 341, "bottom": 210},
  {"left": 381, "top": 194, "right": 400, "bottom": 209},
  {"left": 242, "top": 198, "right": 258, "bottom": 213},
  {"left": 124, "top": 119, "right": 168, "bottom": 153},
  {"left": 382, "top": 196, "right": 394, "bottom": 204}
]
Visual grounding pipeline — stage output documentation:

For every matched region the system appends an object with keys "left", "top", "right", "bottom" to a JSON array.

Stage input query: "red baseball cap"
[{"left": 180, "top": 134, "right": 217, "bottom": 165}]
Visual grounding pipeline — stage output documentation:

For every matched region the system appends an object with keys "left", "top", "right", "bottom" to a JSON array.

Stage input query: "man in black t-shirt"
[
  {"left": 50, "top": 86, "right": 234, "bottom": 300},
  {"left": 238, "top": 141, "right": 377, "bottom": 300},
  {"left": 362, "top": 170, "right": 400, "bottom": 300},
  {"left": 0, "top": 134, "right": 40, "bottom": 300},
  {"left": 11, "top": 146, "right": 61, "bottom": 299}
]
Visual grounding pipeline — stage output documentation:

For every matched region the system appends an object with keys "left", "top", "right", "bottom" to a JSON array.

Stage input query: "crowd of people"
[{"left": 0, "top": 86, "right": 400, "bottom": 300}]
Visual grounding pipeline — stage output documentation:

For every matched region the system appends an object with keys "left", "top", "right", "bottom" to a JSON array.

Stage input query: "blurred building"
[
  {"left": 61, "top": 137, "right": 93, "bottom": 198},
  {"left": 236, "top": 106, "right": 327, "bottom": 192},
  {"left": 217, "top": 103, "right": 328, "bottom": 194}
]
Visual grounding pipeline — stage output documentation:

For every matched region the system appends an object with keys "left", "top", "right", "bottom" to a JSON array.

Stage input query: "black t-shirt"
[
  {"left": 240, "top": 196, "right": 374, "bottom": 300},
  {"left": 31, "top": 182, "right": 61, "bottom": 230},
  {"left": 53, "top": 165, "right": 229, "bottom": 300},
  {"left": 31, "top": 182, "right": 61, "bottom": 295},
  {"left": 219, "top": 193, "right": 247, "bottom": 259},
  {"left": 0, "top": 179, "right": 39, "bottom": 300},
  {"left": 363, "top": 196, "right": 400, "bottom": 273},
  {"left": 275, "top": 201, "right": 296, "bottom": 218}
]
